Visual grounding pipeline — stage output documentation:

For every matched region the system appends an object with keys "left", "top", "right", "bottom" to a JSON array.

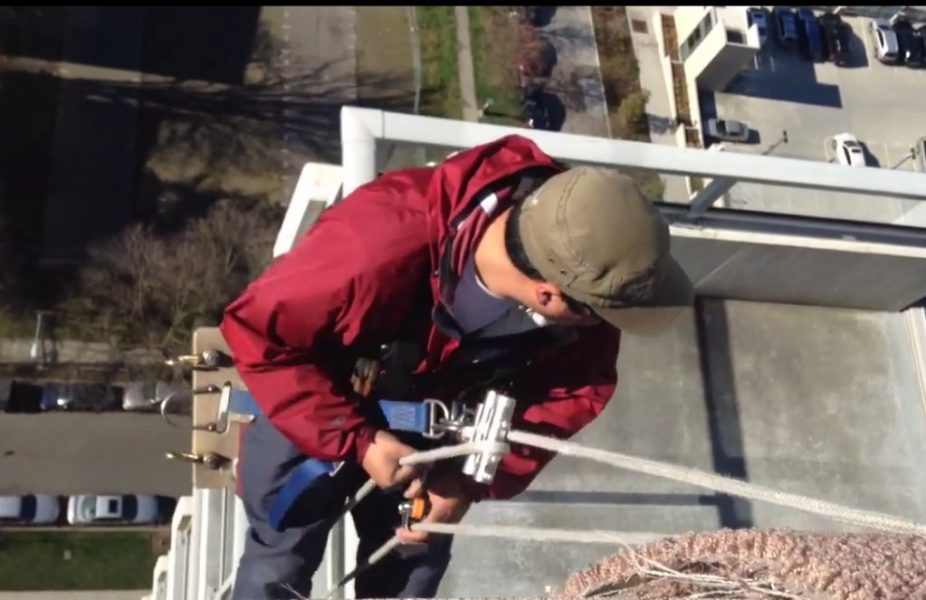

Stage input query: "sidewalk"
[
  {"left": 0, "top": 338, "right": 161, "bottom": 364},
  {"left": 454, "top": 6, "right": 479, "bottom": 121},
  {"left": 541, "top": 6, "right": 610, "bottom": 137}
]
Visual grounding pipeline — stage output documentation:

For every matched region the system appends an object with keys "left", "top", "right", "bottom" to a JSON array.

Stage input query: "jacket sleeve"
[
  {"left": 485, "top": 326, "right": 621, "bottom": 500},
  {"left": 219, "top": 197, "right": 429, "bottom": 463}
]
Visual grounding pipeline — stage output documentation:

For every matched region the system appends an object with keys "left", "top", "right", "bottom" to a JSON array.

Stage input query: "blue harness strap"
[
  {"left": 228, "top": 389, "right": 431, "bottom": 434},
  {"left": 268, "top": 459, "right": 341, "bottom": 530},
  {"left": 228, "top": 389, "right": 430, "bottom": 531},
  {"left": 376, "top": 399, "right": 430, "bottom": 434}
]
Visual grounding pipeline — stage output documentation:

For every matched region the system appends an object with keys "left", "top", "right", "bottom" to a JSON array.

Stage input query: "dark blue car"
[{"left": 797, "top": 8, "right": 825, "bottom": 61}]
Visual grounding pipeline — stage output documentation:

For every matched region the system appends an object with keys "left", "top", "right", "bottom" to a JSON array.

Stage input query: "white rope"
[
  {"left": 411, "top": 522, "right": 666, "bottom": 546},
  {"left": 507, "top": 429, "right": 926, "bottom": 536},
  {"left": 398, "top": 440, "right": 507, "bottom": 466},
  {"left": 324, "top": 428, "right": 926, "bottom": 597}
]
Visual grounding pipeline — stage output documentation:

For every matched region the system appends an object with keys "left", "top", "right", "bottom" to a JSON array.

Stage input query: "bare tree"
[{"left": 65, "top": 198, "right": 280, "bottom": 353}]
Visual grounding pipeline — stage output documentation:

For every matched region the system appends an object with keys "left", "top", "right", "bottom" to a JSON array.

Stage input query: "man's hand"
[
  {"left": 395, "top": 472, "right": 475, "bottom": 544},
  {"left": 361, "top": 430, "right": 424, "bottom": 489}
]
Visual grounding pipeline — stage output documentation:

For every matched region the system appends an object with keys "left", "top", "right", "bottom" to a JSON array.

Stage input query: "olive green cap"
[{"left": 517, "top": 166, "right": 694, "bottom": 334}]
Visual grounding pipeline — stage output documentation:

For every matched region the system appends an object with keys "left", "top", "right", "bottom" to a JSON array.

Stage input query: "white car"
[
  {"left": 0, "top": 494, "right": 61, "bottom": 525},
  {"left": 746, "top": 7, "right": 769, "bottom": 46},
  {"left": 67, "top": 494, "right": 160, "bottom": 525},
  {"left": 833, "top": 133, "right": 867, "bottom": 167},
  {"left": 706, "top": 118, "right": 751, "bottom": 143},
  {"left": 868, "top": 20, "right": 899, "bottom": 63}
]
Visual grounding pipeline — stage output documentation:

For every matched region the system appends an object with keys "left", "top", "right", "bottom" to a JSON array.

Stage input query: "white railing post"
[
  {"left": 340, "top": 106, "right": 381, "bottom": 197},
  {"left": 166, "top": 496, "right": 194, "bottom": 600}
]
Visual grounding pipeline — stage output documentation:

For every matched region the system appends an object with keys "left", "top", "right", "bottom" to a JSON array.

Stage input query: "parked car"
[
  {"left": 796, "top": 8, "right": 825, "bottom": 61},
  {"left": 514, "top": 6, "right": 551, "bottom": 28},
  {"left": 521, "top": 87, "right": 553, "bottom": 131},
  {"left": 123, "top": 380, "right": 190, "bottom": 412},
  {"left": 869, "top": 19, "right": 899, "bottom": 63},
  {"left": 122, "top": 381, "right": 192, "bottom": 413},
  {"left": 67, "top": 494, "right": 161, "bottom": 525},
  {"left": 3, "top": 381, "right": 43, "bottom": 413},
  {"left": 892, "top": 19, "right": 923, "bottom": 67},
  {"left": 773, "top": 7, "right": 799, "bottom": 47},
  {"left": 0, "top": 494, "right": 61, "bottom": 525},
  {"left": 917, "top": 24, "right": 926, "bottom": 57},
  {"left": 706, "top": 118, "right": 751, "bottom": 143},
  {"left": 833, "top": 133, "right": 867, "bottom": 167},
  {"left": 40, "top": 382, "right": 121, "bottom": 412},
  {"left": 518, "top": 35, "right": 556, "bottom": 80},
  {"left": 819, "top": 13, "right": 852, "bottom": 66},
  {"left": 746, "top": 7, "right": 769, "bottom": 47},
  {"left": 0, "top": 379, "right": 10, "bottom": 412}
]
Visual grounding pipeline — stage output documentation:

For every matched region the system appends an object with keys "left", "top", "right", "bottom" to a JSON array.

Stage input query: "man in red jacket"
[{"left": 221, "top": 135, "right": 693, "bottom": 599}]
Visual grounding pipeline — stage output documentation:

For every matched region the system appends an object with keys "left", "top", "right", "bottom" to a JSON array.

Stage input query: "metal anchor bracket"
[
  {"left": 164, "top": 349, "right": 232, "bottom": 371},
  {"left": 160, "top": 382, "right": 254, "bottom": 434},
  {"left": 165, "top": 450, "right": 233, "bottom": 472}
]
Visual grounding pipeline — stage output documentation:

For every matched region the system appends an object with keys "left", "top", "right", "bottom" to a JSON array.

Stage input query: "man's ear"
[{"left": 534, "top": 282, "right": 558, "bottom": 307}]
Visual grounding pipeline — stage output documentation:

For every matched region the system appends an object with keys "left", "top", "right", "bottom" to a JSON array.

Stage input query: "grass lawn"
[
  {"left": 592, "top": 6, "right": 666, "bottom": 200},
  {"left": 353, "top": 7, "right": 414, "bottom": 112},
  {"left": 416, "top": 6, "right": 462, "bottom": 119},
  {"left": 0, "top": 309, "right": 36, "bottom": 338},
  {"left": 468, "top": 6, "right": 524, "bottom": 127},
  {"left": 0, "top": 531, "right": 158, "bottom": 590},
  {"left": 0, "top": 306, "right": 117, "bottom": 345}
]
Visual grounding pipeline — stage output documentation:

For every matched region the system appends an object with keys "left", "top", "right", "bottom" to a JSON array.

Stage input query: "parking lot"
[{"left": 705, "top": 10, "right": 926, "bottom": 226}]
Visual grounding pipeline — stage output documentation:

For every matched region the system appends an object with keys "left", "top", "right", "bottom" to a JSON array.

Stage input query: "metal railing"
[{"left": 148, "top": 105, "right": 926, "bottom": 600}]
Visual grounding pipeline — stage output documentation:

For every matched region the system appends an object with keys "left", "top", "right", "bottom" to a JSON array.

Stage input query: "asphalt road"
[{"left": 0, "top": 412, "right": 191, "bottom": 496}]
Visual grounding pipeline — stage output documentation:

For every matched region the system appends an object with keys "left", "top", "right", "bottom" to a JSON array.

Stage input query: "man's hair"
[{"left": 504, "top": 196, "right": 545, "bottom": 281}]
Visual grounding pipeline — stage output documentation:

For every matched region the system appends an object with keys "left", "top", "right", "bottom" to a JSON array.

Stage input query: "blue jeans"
[{"left": 232, "top": 415, "right": 453, "bottom": 599}]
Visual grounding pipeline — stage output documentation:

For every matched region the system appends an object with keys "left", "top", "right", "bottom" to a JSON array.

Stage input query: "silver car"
[
  {"left": 0, "top": 494, "right": 61, "bottom": 525},
  {"left": 122, "top": 380, "right": 189, "bottom": 412},
  {"left": 706, "top": 118, "right": 751, "bottom": 143},
  {"left": 869, "top": 20, "right": 899, "bottom": 63}
]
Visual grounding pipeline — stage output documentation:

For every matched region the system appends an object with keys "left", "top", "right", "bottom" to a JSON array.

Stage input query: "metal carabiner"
[
  {"left": 422, "top": 398, "right": 451, "bottom": 439},
  {"left": 160, "top": 384, "right": 222, "bottom": 432}
]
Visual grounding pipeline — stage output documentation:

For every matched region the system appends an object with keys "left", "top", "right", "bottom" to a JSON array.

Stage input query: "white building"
[{"left": 652, "top": 6, "right": 760, "bottom": 147}]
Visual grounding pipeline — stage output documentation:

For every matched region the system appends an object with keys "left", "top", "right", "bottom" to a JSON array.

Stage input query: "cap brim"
[{"left": 593, "top": 258, "right": 694, "bottom": 335}]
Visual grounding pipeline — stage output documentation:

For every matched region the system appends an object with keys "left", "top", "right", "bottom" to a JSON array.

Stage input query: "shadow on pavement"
[
  {"left": 647, "top": 114, "right": 677, "bottom": 135},
  {"left": 725, "top": 45, "right": 843, "bottom": 108},
  {"left": 844, "top": 28, "right": 870, "bottom": 69},
  {"left": 861, "top": 142, "right": 882, "bottom": 168}
]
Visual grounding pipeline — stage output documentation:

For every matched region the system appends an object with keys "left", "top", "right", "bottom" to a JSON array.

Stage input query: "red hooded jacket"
[{"left": 220, "top": 135, "right": 621, "bottom": 500}]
